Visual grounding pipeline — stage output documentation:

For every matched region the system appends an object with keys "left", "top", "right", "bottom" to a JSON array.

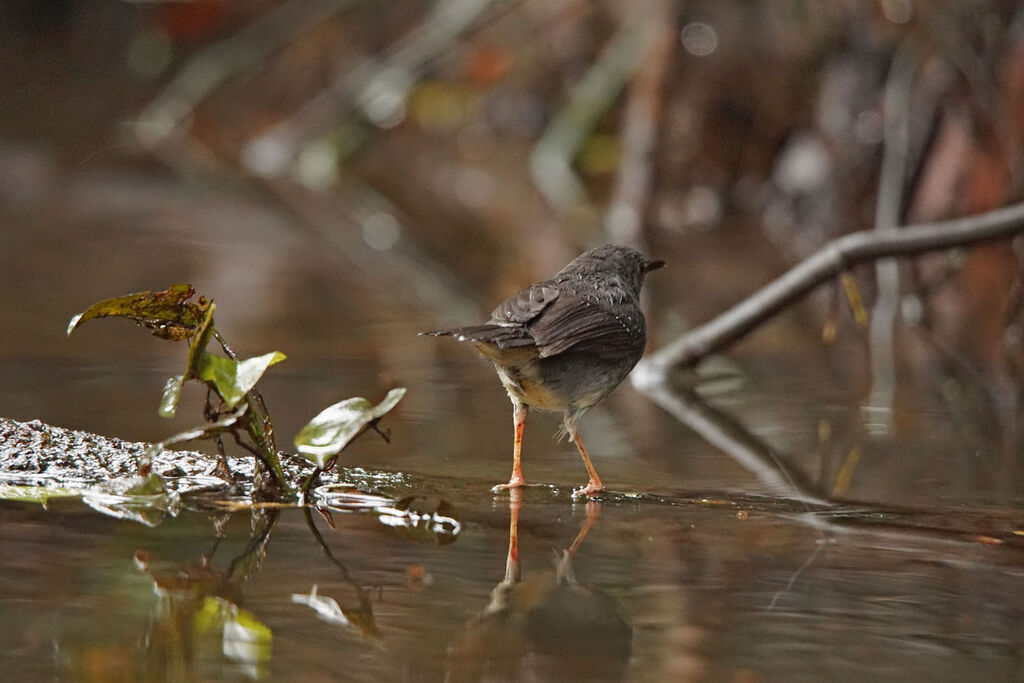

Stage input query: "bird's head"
[{"left": 560, "top": 244, "right": 664, "bottom": 298}]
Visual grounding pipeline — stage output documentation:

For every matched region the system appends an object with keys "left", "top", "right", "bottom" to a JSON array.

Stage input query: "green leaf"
[
  {"left": 0, "top": 484, "right": 80, "bottom": 504},
  {"left": 159, "top": 375, "right": 185, "bottom": 418},
  {"left": 294, "top": 388, "right": 407, "bottom": 467},
  {"left": 160, "top": 302, "right": 216, "bottom": 419},
  {"left": 197, "top": 351, "right": 286, "bottom": 409},
  {"left": 67, "top": 284, "right": 211, "bottom": 341}
]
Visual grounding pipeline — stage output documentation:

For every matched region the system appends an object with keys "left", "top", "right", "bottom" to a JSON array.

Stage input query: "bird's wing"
[
  {"left": 421, "top": 323, "right": 535, "bottom": 349},
  {"left": 489, "top": 284, "right": 561, "bottom": 325},
  {"left": 423, "top": 284, "right": 559, "bottom": 350},
  {"left": 527, "top": 293, "right": 636, "bottom": 359}
]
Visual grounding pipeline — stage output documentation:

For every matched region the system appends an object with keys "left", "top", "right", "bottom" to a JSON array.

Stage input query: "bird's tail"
[{"left": 420, "top": 324, "right": 534, "bottom": 349}]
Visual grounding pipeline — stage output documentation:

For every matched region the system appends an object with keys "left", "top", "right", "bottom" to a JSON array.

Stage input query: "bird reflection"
[{"left": 447, "top": 489, "right": 632, "bottom": 682}]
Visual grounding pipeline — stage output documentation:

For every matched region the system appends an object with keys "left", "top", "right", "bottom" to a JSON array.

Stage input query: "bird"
[{"left": 424, "top": 244, "right": 663, "bottom": 496}]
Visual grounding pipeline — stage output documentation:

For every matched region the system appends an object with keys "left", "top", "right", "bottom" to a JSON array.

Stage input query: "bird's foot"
[
  {"left": 572, "top": 481, "right": 605, "bottom": 498},
  {"left": 491, "top": 476, "right": 526, "bottom": 493}
]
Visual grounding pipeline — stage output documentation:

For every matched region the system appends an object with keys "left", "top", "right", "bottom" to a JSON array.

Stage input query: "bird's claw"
[
  {"left": 572, "top": 482, "right": 605, "bottom": 498},
  {"left": 492, "top": 477, "right": 526, "bottom": 493}
]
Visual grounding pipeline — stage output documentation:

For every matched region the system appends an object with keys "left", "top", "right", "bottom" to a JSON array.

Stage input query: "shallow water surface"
[{"left": 3, "top": 468, "right": 1024, "bottom": 682}]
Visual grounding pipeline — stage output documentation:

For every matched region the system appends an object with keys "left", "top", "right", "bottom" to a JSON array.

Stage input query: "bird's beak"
[{"left": 644, "top": 259, "right": 666, "bottom": 273}]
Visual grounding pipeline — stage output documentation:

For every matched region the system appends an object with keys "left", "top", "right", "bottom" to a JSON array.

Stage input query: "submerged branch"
[{"left": 634, "top": 383, "right": 829, "bottom": 506}]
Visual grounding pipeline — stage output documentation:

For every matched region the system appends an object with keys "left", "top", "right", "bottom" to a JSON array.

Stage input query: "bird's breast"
[{"left": 495, "top": 364, "right": 568, "bottom": 412}]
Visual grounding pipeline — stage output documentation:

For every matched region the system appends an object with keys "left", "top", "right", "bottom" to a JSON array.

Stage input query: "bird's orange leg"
[
  {"left": 493, "top": 403, "right": 528, "bottom": 491},
  {"left": 567, "top": 424, "right": 604, "bottom": 496},
  {"left": 504, "top": 487, "right": 522, "bottom": 583}
]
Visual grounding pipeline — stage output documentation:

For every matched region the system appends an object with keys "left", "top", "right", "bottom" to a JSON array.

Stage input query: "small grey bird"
[{"left": 425, "top": 244, "right": 663, "bottom": 496}]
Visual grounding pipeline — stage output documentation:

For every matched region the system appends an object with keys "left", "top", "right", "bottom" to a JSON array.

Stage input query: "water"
[
  {"left": 3, "top": 478, "right": 1023, "bottom": 681},
  {"left": 4, "top": 64, "right": 1024, "bottom": 683},
  {"left": 4, "top": 176, "right": 1024, "bottom": 679}
]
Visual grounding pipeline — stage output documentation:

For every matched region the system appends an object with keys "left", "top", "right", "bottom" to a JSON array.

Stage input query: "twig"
[
  {"left": 864, "top": 42, "right": 915, "bottom": 434},
  {"left": 215, "top": 329, "right": 280, "bottom": 463},
  {"left": 530, "top": 20, "right": 645, "bottom": 213},
  {"left": 242, "top": 0, "right": 496, "bottom": 176},
  {"left": 632, "top": 200, "right": 1024, "bottom": 381},
  {"left": 603, "top": 0, "right": 675, "bottom": 249},
  {"left": 134, "top": 0, "right": 354, "bottom": 149},
  {"left": 301, "top": 506, "right": 377, "bottom": 635}
]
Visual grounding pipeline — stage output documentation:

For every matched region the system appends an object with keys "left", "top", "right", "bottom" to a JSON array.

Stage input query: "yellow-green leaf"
[
  {"left": 67, "top": 284, "right": 211, "bottom": 341},
  {"left": 295, "top": 388, "right": 406, "bottom": 467},
  {"left": 159, "top": 375, "right": 185, "bottom": 418},
  {"left": 197, "top": 351, "right": 286, "bottom": 408}
]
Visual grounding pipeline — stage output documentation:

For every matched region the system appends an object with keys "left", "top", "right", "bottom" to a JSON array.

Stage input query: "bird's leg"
[
  {"left": 568, "top": 500, "right": 601, "bottom": 556},
  {"left": 493, "top": 401, "right": 528, "bottom": 491},
  {"left": 504, "top": 487, "right": 522, "bottom": 584},
  {"left": 564, "top": 418, "right": 605, "bottom": 496},
  {"left": 557, "top": 499, "right": 601, "bottom": 583}
]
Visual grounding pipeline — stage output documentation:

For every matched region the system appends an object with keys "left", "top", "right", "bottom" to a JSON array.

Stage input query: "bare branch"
[
  {"left": 242, "top": 0, "right": 496, "bottom": 177},
  {"left": 633, "top": 200, "right": 1024, "bottom": 382},
  {"left": 604, "top": 2, "right": 675, "bottom": 249},
  {"left": 530, "top": 21, "right": 645, "bottom": 213},
  {"left": 134, "top": 0, "right": 353, "bottom": 149}
]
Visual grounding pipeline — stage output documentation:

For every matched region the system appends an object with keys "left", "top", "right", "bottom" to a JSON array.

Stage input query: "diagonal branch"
[
  {"left": 134, "top": 0, "right": 354, "bottom": 149},
  {"left": 633, "top": 200, "right": 1024, "bottom": 382}
]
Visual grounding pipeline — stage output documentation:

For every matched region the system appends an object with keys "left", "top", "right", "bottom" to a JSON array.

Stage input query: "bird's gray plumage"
[
  {"left": 425, "top": 244, "right": 662, "bottom": 415},
  {"left": 423, "top": 243, "right": 663, "bottom": 494}
]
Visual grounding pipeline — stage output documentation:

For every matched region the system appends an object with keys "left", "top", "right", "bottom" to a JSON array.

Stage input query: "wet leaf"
[
  {"left": 291, "top": 585, "right": 379, "bottom": 637},
  {"left": 82, "top": 473, "right": 177, "bottom": 527},
  {"left": 0, "top": 483, "right": 79, "bottom": 504},
  {"left": 224, "top": 607, "right": 273, "bottom": 664},
  {"left": 294, "top": 388, "right": 406, "bottom": 467},
  {"left": 196, "top": 351, "right": 286, "bottom": 409},
  {"left": 185, "top": 302, "right": 216, "bottom": 373},
  {"left": 159, "top": 375, "right": 185, "bottom": 418},
  {"left": 67, "top": 284, "right": 211, "bottom": 341},
  {"left": 161, "top": 303, "right": 215, "bottom": 419},
  {"left": 193, "top": 596, "right": 228, "bottom": 635}
]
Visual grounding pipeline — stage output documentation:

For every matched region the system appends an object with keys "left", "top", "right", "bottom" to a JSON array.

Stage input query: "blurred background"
[
  {"left": 5, "top": 2, "right": 1024, "bottom": 680},
  {"left": 2, "top": 0, "right": 1023, "bottom": 501}
]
